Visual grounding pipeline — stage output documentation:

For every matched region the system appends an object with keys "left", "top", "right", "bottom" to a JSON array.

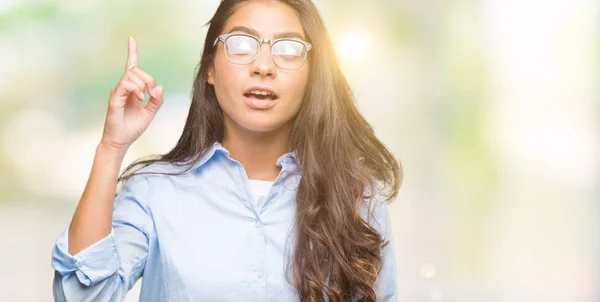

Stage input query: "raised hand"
[{"left": 100, "top": 35, "right": 164, "bottom": 152}]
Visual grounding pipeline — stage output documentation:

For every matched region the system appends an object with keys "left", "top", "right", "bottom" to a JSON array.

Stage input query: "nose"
[{"left": 249, "top": 42, "right": 276, "bottom": 78}]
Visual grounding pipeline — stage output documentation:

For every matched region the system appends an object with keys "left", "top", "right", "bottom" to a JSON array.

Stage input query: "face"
[{"left": 207, "top": 0, "right": 310, "bottom": 133}]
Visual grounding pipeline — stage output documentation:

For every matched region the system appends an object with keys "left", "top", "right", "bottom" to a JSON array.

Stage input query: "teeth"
[{"left": 249, "top": 90, "right": 272, "bottom": 96}]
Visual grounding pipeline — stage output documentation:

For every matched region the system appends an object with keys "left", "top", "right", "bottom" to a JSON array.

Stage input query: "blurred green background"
[{"left": 0, "top": 0, "right": 598, "bottom": 301}]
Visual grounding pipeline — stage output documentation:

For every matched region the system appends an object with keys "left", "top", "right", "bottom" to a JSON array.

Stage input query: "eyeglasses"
[{"left": 213, "top": 33, "right": 312, "bottom": 70}]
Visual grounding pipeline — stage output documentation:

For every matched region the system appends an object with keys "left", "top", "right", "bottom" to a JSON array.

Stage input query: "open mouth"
[{"left": 243, "top": 90, "right": 278, "bottom": 101}]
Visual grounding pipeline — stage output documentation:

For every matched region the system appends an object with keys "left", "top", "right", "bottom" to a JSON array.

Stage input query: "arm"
[
  {"left": 377, "top": 201, "right": 398, "bottom": 301},
  {"left": 68, "top": 143, "right": 126, "bottom": 256},
  {"left": 51, "top": 169, "right": 154, "bottom": 301},
  {"left": 51, "top": 35, "right": 164, "bottom": 301}
]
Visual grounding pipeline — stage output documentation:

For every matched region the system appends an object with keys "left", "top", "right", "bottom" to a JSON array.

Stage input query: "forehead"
[{"left": 222, "top": 0, "right": 306, "bottom": 40}]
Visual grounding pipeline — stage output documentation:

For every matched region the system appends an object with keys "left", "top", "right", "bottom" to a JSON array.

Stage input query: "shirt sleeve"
[
  {"left": 50, "top": 174, "right": 154, "bottom": 302},
  {"left": 376, "top": 200, "right": 398, "bottom": 301}
]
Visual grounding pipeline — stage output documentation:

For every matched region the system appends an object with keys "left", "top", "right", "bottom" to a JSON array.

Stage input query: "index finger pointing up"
[{"left": 126, "top": 35, "right": 138, "bottom": 71}]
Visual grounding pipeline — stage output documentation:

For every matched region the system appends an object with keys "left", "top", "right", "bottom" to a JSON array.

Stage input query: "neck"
[{"left": 221, "top": 116, "right": 292, "bottom": 182}]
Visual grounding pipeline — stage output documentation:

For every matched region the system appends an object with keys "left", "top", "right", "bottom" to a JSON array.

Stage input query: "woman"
[{"left": 51, "top": 0, "right": 402, "bottom": 301}]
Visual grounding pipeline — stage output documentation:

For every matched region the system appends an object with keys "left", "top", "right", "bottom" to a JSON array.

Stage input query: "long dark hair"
[{"left": 119, "top": 1, "right": 402, "bottom": 301}]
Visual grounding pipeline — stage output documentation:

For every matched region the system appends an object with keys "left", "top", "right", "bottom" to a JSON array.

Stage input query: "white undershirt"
[{"left": 247, "top": 179, "right": 274, "bottom": 207}]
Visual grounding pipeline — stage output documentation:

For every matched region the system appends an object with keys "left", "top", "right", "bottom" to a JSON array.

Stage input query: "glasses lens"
[
  {"left": 225, "top": 35, "right": 258, "bottom": 64},
  {"left": 272, "top": 40, "right": 307, "bottom": 69}
]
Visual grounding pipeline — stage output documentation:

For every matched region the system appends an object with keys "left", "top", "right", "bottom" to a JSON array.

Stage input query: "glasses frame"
[{"left": 213, "top": 33, "right": 313, "bottom": 70}]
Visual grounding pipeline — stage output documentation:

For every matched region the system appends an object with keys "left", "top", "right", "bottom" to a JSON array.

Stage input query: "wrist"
[{"left": 96, "top": 141, "right": 128, "bottom": 160}]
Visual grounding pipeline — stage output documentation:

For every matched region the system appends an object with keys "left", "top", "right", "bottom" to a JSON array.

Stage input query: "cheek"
[
  {"left": 288, "top": 69, "right": 310, "bottom": 105},
  {"left": 276, "top": 72, "right": 309, "bottom": 123},
  {"left": 213, "top": 63, "right": 242, "bottom": 104}
]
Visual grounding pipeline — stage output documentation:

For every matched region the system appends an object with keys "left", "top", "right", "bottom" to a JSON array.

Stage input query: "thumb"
[{"left": 145, "top": 84, "right": 164, "bottom": 114}]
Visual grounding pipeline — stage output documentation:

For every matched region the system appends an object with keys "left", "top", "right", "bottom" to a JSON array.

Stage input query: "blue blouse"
[{"left": 51, "top": 141, "right": 398, "bottom": 301}]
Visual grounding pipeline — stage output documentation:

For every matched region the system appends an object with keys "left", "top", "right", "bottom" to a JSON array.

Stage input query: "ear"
[{"left": 207, "top": 65, "right": 215, "bottom": 86}]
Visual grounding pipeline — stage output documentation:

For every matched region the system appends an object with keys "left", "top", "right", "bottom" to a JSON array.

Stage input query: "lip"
[
  {"left": 243, "top": 86, "right": 279, "bottom": 110},
  {"left": 243, "top": 94, "right": 278, "bottom": 110},
  {"left": 243, "top": 86, "right": 279, "bottom": 98}
]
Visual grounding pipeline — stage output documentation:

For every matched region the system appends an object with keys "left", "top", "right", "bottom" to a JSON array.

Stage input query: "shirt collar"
[{"left": 191, "top": 141, "right": 299, "bottom": 172}]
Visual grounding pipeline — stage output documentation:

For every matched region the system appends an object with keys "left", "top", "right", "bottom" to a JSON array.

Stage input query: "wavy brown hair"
[{"left": 119, "top": 0, "right": 402, "bottom": 301}]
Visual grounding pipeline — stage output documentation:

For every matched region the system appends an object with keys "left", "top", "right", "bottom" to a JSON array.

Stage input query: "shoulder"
[{"left": 117, "top": 161, "right": 192, "bottom": 206}]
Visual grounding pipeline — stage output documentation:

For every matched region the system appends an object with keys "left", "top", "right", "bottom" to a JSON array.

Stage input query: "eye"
[
  {"left": 226, "top": 35, "right": 257, "bottom": 55},
  {"left": 273, "top": 41, "right": 304, "bottom": 57}
]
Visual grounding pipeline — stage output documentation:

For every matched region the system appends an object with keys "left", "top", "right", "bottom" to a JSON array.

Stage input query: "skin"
[
  {"left": 207, "top": 0, "right": 310, "bottom": 181},
  {"left": 67, "top": 0, "right": 310, "bottom": 256},
  {"left": 68, "top": 35, "right": 164, "bottom": 255}
]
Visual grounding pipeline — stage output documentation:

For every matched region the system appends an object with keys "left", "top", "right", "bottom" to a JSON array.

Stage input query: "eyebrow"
[{"left": 226, "top": 26, "right": 306, "bottom": 40}]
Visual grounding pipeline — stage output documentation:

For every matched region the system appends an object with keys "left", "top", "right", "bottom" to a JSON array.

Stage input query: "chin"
[
  {"left": 227, "top": 114, "right": 286, "bottom": 133},
  {"left": 239, "top": 120, "right": 284, "bottom": 133}
]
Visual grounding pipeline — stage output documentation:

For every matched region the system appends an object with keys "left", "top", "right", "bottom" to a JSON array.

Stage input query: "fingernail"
[{"left": 151, "top": 87, "right": 157, "bottom": 98}]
